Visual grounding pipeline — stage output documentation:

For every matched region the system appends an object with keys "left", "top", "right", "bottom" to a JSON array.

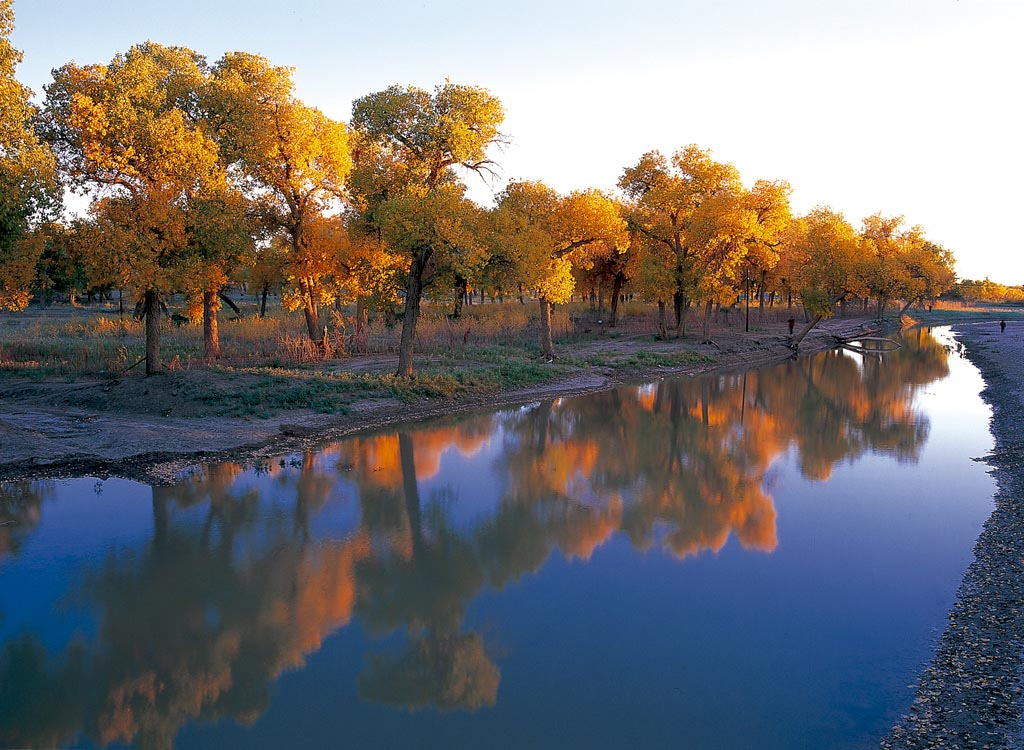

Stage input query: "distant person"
[
  {"left": 1001, "top": 320, "right": 1006, "bottom": 333},
  {"left": 788, "top": 317, "right": 795, "bottom": 335}
]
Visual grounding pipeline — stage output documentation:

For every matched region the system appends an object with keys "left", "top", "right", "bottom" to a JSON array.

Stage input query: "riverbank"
[
  {"left": 884, "top": 320, "right": 1024, "bottom": 748},
  {"left": 0, "top": 315, "right": 882, "bottom": 485}
]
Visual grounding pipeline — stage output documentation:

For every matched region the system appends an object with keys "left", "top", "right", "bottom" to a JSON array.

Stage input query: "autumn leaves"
[{"left": 0, "top": 1, "right": 957, "bottom": 377}]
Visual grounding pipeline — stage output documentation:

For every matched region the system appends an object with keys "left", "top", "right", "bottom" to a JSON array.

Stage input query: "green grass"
[
  {"left": 621, "top": 351, "right": 714, "bottom": 367},
  {"left": 185, "top": 356, "right": 564, "bottom": 417}
]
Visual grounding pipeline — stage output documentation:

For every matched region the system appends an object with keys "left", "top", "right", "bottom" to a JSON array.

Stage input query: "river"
[{"left": 0, "top": 327, "right": 996, "bottom": 749}]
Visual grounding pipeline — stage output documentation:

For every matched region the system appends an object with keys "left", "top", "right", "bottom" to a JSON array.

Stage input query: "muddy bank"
[
  {"left": 884, "top": 321, "right": 1024, "bottom": 749},
  {"left": 0, "top": 318, "right": 879, "bottom": 485}
]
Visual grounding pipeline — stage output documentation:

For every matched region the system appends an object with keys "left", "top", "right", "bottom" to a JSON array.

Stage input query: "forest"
[{"left": 1, "top": 0, "right": 961, "bottom": 380}]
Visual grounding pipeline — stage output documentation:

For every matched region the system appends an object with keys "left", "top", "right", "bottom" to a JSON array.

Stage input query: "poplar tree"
[
  {"left": 43, "top": 42, "right": 218, "bottom": 373},
  {"left": 351, "top": 82, "right": 505, "bottom": 377},
  {"left": 0, "top": 0, "right": 57, "bottom": 310}
]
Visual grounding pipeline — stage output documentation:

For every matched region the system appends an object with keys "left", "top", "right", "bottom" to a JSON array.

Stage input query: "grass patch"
[{"left": 621, "top": 351, "right": 713, "bottom": 367}]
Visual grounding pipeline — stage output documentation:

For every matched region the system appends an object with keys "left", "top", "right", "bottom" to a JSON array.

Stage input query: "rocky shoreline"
[{"left": 884, "top": 321, "right": 1024, "bottom": 749}]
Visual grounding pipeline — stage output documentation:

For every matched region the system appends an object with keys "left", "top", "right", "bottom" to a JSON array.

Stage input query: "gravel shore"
[{"left": 883, "top": 321, "right": 1024, "bottom": 749}]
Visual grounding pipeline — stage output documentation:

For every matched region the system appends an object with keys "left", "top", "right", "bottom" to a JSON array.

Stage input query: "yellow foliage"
[
  {"left": 0, "top": 232, "right": 42, "bottom": 310},
  {"left": 1, "top": 0, "right": 58, "bottom": 309},
  {"left": 536, "top": 257, "right": 575, "bottom": 305},
  {"left": 494, "top": 181, "right": 627, "bottom": 301}
]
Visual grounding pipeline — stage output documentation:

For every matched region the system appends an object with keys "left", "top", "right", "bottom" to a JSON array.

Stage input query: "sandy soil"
[
  {"left": 884, "top": 320, "right": 1024, "bottom": 749},
  {"left": 0, "top": 316, "right": 880, "bottom": 484}
]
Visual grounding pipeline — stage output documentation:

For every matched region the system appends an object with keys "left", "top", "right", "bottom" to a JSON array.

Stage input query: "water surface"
[{"left": 0, "top": 327, "right": 996, "bottom": 749}]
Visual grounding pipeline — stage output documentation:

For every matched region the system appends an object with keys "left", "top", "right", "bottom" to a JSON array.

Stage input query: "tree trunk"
[
  {"left": 354, "top": 297, "right": 368, "bottom": 351},
  {"left": 539, "top": 297, "right": 555, "bottom": 360},
  {"left": 260, "top": 284, "right": 269, "bottom": 318},
  {"left": 452, "top": 276, "right": 467, "bottom": 318},
  {"left": 518, "top": 282, "right": 525, "bottom": 305},
  {"left": 791, "top": 293, "right": 846, "bottom": 350},
  {"left": 203, "top": 289, "right": 220, "bottom": 360},
  {"left": 673, "top": 290, "right": 684, "bottom": 331},
  {"left": 791, "top": 314, "right": 823, "bottom": 349},
  {"left": 744, "top": 276, "right": 751, "bottom": 332},
  {"left": 144, "top": 289, "right": 162, "bottom": 375},
  {"left": 702, "top": 300, "right": 714, "bottom": 343},
  {"left": 758, "top": 270, "right": 767, "bottom": 322},
  {"left": 397, "top": 248, "right": 430, "bottom": 377},
  {"left": 301, "top": 278, "right": 321, "bottom": 344},
  {"left": 609, "top": 274, "right": 624, "bottom": 327},
  {"left": 657, "top": 300, "right": 668, "bottom": 339}
]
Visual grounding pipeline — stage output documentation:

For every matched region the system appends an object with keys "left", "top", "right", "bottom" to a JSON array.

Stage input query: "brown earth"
[{"left": 0, "top": 315, "right": 882, "bottom": 484}]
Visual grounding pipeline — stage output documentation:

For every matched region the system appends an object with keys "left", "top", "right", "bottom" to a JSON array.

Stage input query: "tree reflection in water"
[{"left": 0, "top": 329, "right": 949, "bottom": 749}]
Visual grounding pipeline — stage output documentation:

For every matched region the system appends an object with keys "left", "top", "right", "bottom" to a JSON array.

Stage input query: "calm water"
[{"left": 0, "top": 327, "right": 996, "bottom": 749}]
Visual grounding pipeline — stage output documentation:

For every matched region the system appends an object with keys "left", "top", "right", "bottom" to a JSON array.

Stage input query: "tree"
[
  {"left": 493, "top": 181, "right": 627, "bottom": 359},
  {"left": 351, "top": 81, "right": 505, "bottom": 377},
  {"left": 179, "top": 179, "right": 257, "bottom": 358},
  {"left": 581, "top": 235, "right": 632, "bottom": 327},
  {"left": 859, "top": 213, "right": 954, "bottom": 318},
  {"left": 0, "top": 0, "right": 58, "bottom": 310},
  {"left": 374, "top": 183, "right": 485, "bottom": 358},
  {"left": 337, "top": 224, "right": 409, "bottom": 349},
  {"left": 30, "top": 221, "right": 86, "bottom": 307},
  {"left": 277, "top": 211, "right": 349, "bottom": 346},
  {"left": 626, "top": 227, "right": 677, "bottom": 338},
  {"left": 740, "top": 179, "right": 792, "bottom": 328},
  {"left": 784, "top": 207, "right": 866, "bottom": 347},
  {"left": 618, "top": 146, "right": 742, "bottom": 335},
  {"left": 684, "top": 188, "right": 751, "bottom": 342},
  {"left": 909, "top": 241, "right": 956, "bottom": 308},
  {"left": 208, "top": 52, "right": 351, "bottom": 346},
  {"left": 43, "top": 42, "right": 219, "bottom": 373}
]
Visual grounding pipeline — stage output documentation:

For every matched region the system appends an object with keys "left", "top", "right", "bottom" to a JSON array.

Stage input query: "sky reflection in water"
[{"left": 0, "top": 327, "right": 996, "bottom": 749}]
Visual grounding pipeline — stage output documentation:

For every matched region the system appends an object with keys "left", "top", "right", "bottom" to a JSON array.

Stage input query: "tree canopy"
[
  {"left": 0, "top": 11, "right": 964, "bottom": 366},
  {"left": 0, "top": 0, "right": 57, "bottom": 310},
  {"left": 351, "top": 81, "right": 505, "bottom": 376}
]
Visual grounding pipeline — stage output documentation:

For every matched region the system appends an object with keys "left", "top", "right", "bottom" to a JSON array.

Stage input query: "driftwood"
[
  {"left": 832, "top": 327, "right": 881, "bottom": 342},
  {"left": 838, "top": 334, "right": 902, "bottom": 355}
]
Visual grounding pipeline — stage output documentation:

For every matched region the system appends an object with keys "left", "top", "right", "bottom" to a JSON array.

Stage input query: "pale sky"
[{"left": 10, "top": 0, "right": 1024, "bottom": 283}]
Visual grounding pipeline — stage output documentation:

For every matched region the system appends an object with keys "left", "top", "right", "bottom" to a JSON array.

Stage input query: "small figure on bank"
[
  {"left": 1001, "top": 320, "right": 1006, "bottom": 333},
  {"left": 788, "top": 317, "right": 795, "bottom": 335}
]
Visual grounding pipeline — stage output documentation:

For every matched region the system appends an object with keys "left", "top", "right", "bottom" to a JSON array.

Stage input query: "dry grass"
[
  {"left": 0, "top": 298, "right": 575, "bottom": 376},
  {"left": 4, "top": 294, "right": 987, "bottom": 379}
]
